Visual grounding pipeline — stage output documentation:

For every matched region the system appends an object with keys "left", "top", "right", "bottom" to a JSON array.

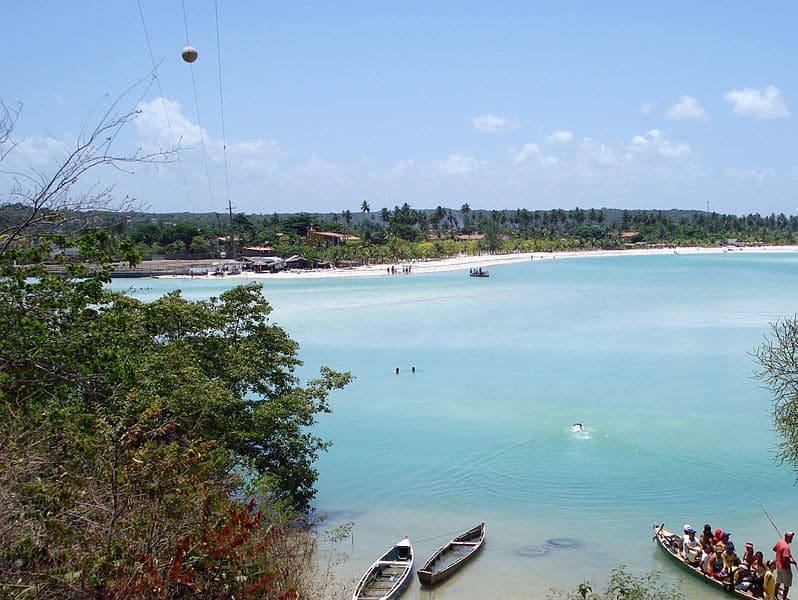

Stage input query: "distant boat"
[
  {"left": 352, "top": 537, "right": 414, "bottom": 600},
  {"left": 652, "top": 524, "right": 756, "bottom": 598},
  {"left": 469, "top": 268, "right": 489, "bottom": 277},
  {"left": 417, "top": 523, "right": 486, "bottom": 586}
]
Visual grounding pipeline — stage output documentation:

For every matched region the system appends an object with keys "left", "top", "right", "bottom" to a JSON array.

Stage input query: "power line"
[
  {"left": 214, "top": 0, "right": 235, "bottom": 258},
  {"left": 180, "top": 0, "right": 216, "bottom": 210},
  {"left": 135, "top": 0, "right": 194, "bottom": 209}
]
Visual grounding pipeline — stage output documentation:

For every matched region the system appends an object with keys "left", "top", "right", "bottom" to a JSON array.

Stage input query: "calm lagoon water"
[{"left": 111, "top": 253, "right": 798, "bottom": 599}]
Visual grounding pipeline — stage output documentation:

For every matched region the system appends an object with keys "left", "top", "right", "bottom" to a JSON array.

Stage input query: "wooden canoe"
[
  {"left": 352, "top": 537, "right": 414, "bottom": 600},
  {"left": 652, "top": 524, "right": 757, "bottom": 598},
  {"left": 417, "top": 522, "right": 486, "bottom": 586}
]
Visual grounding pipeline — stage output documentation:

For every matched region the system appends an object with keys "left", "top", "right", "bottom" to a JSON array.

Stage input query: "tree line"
[{"left": 6, "top": 202, "right": 795, "bottom": 265}]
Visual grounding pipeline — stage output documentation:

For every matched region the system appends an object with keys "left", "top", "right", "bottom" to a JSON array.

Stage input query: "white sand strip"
[{"left": 159, "top": 245, "right": 798, "bottom": 281}]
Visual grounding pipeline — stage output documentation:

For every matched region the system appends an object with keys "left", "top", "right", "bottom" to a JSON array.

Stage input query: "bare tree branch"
[{"left": 0, "top": 75, "right": 180, "bottom": 258}]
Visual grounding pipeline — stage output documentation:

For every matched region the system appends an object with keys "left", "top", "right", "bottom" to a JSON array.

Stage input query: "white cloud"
[
  {"left": 639, "top": 101, "right": 654, "bottom": 116},
  {"left": 724, "top": 86, "right": 790, "bottom": 119},
  {"left": 630, "top": 129, "right": 690, "bottom": 158},
  {"left": 437, "top": 153, "right": 485, "bottom": 175},
  {"left": 384, "top": 159, "right": 416, "bottom": 179},
  {"left": 228, "top": 139, "right": 282, "bottom": 173},
  {"left": 299, "top": 155, "right": 347, "bottom": 179},
  {"left": 136, "top": 97, "right": 206, "bottom": 147},
  {"left": 471, "top": 113, "right": 520, "bottom": 133},
  {"left": 657, "top": 141, "right": 691, "bottom": 158},
  {"left": 588, "top": 141, "right": 625, "bottom": 167},
  {"left": 8, "top": 135, "right": 71, "bottom": 168},
  {"left": 512, "top": 143, "right": 558, "bottom": 167},
  {"left": 665, "top": 95, "right": 707, "bottom": 121},
  {"left": 546, "top": 130, "right": 574, "bottom": 144},
  {"left": 726, "top": 167, "right": 775, "bottom": 182},
  {"left": 135, "top": 97, "right": 283, "bottom": 176}
]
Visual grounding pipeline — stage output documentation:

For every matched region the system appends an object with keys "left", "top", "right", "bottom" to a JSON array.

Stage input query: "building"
[
  {"left": 304, "top": 227, "right": 360, "bottom": 246},
  {"left": 241, "top": 256, "right": 284, "bottom": 273},
  {"left": 240, "top": 245, "right": 275, "bottom": 257}
]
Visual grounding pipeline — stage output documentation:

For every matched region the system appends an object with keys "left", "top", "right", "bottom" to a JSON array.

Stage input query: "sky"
[{"left": 2, "top": 1, "right": 798, "bottom": 216}]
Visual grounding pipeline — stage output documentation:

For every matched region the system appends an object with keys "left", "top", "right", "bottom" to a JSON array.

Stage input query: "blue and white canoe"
[{"left": 352, "top": 537, "right": 414, "bottom": 600}]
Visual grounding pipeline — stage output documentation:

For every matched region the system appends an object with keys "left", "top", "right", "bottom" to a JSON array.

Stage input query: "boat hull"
[
  {"left": 417, "top": 523, "right": 485, "bottom": 586},
  {"left": 352, "top": 538, "right": 414, "bottom": 600},
  {"left": 652, "top": 524, "right": 756, "bottom": 599}
]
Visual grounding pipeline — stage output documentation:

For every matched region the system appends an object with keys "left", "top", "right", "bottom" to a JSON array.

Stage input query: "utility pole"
[{"left": 227, "top": 199, "right": 236, "bottom": 260}]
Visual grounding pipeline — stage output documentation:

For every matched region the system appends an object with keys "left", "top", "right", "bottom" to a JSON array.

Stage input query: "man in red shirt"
[{"left": 773, "top": 531, "right": 795, "bottom": 599}]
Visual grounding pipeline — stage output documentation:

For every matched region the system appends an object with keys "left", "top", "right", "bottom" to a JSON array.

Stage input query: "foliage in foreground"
[
  {"left": 549, "top": 567, "right": 686, "bottom": 600},
  {"left": 753, "top": 316, "right": 798, "bottom": 477},
  {"left": 0, "top": 243, "right": 351, "bottom": 597},
  {"left": 0, "top": 92, "right": 357, "bottom": 597}
]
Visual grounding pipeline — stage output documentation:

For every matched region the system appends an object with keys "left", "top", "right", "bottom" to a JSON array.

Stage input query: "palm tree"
[
  {"left": 461, "top": 203, "right": 471, "bottom": 227},
  {"left": 360, "top": 200, "right": 370, "bottom": 213}
]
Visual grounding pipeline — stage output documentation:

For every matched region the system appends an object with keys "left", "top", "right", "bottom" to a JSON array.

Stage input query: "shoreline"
[{"left": 156, "top": 245, "right": 798, "bottom": 281}]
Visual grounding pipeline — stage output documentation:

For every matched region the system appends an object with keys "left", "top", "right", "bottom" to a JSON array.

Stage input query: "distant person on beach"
[{"left": 773, "top": 531, "right": 794, "bottom": 600}]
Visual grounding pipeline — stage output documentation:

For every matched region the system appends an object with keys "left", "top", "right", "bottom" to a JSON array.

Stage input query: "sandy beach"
[{"left": 160, "top": 245, "right": 798, "bottom": 281}]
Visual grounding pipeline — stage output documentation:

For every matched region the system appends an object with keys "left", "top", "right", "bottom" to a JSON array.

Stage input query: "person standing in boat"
[{"left": 773, "top": 531, "right": 795, "bottom": 600}]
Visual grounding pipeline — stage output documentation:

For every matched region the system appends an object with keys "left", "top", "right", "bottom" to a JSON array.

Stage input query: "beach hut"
[{"left": 242, "top": 256, "right": 284, "bottom": 273}]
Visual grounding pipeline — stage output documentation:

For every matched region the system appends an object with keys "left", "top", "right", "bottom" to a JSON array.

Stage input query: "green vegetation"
[
  {"left": 5, "top": 201, "right": 797, "bottom": 266},
  {"left": 0, "top": 234, "right": 352, "bottom": 598},
  {"left": 550, "top": 567, "right": 686, "bottom": 600},
  {"left": 0, "top": 100, "right": 351, "bottom": 598},
  {"left": 754, "top": 317, "right": 798, "bottom": 477}
]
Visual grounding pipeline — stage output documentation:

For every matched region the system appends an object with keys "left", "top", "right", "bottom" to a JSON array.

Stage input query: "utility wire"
[
  {"left": 135, "top": 0, "right": 194, "bottom": 209},
  {"left": 214, "top": 0, "right": 235, "bottom": 258},
  {"left": 181, "top": 0, "right": 216, "bottom": 210},
  {"left": 214, "top": 0, "right": 232, "bottom": 211}
]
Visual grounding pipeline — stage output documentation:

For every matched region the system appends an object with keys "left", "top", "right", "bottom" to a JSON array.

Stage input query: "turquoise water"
[{"left": 111, "top": 253, "right": 798, "bottom": 599}]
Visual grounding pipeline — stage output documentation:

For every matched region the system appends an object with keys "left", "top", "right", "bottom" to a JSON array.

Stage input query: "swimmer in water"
[{"left": 571, "top": 422, "right": 584, "bottom": 432}]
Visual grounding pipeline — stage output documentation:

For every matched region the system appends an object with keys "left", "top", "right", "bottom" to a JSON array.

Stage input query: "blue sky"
[{"left": 3, "top": 1, "right": 797, "bottom": 215}]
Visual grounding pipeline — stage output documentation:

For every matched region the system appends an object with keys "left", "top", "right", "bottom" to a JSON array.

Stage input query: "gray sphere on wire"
[{"left": 181, "top": 46, "right": 198, "bottom": 63}]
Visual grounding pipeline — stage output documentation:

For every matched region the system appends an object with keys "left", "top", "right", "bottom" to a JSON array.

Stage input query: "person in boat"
[
  {"left": 742, "top": 541, "right": 756, "bottom": 566},
  {"left": 700, "top": 545, "right": 712, "bottom": 574},
  {"left": 750, "top": 552, "right": 767, "bottom": 597},
  {"left": 713, "top": 530, "right": 731, "bottom": 553},
  {"left": 731, "top": 559, "right": 753, "bottom": 592},
  {"left": 700, "top": 524, "right": 714, "bottom": 549},
  {"left": 765, "top": 560, "right": 777, "bottom": 600},
  {"left": 722, "top": 541, "right": 739, "bottom": 571},
  {"left": 772, "top": 531, "right": 795, "bottom": 600},
  {"left": 682, "top": 525, "right": 702, "bottom": 564},
  {"left": 706, "top": 547, "right": 726, "bottom": 579}
]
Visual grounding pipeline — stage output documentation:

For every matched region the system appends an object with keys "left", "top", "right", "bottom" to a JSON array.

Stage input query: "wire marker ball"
[{"left": 181, "top": 46, "right": 198, "bottom": 63}]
